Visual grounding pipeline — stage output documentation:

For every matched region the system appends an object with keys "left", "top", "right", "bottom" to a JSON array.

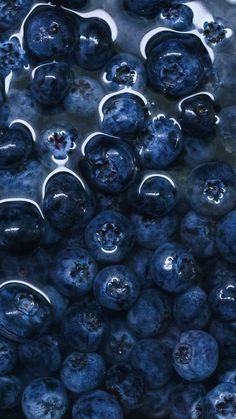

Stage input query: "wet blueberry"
[
  {"left": 0, "top": 0, "right": 33, "bottom": 32},
  {"left": 159, "top": 4, "right": 193, "bottom": 31},
  {"left": 0, "top": 123, "right": 33, "bottom": 169},
  {"left": 105, "top": 52, "right": 146, "bottom": 90}
]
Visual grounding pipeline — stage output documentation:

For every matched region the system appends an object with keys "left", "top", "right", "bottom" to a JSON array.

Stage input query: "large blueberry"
[
  {"left": 0, "top": 123, "right": 33, "bottom": 169},
  {"left": 203, "top": 383, "right": 236, "bottom": 419},
  {"left": 216, "top": 211, "right": 236, "bottom": 264},
  {"left": 72, "top": 390, "right": 123, "bottom": 419},
  {"left": 105, "top": 52, "right": 146, "bottom": 90}
]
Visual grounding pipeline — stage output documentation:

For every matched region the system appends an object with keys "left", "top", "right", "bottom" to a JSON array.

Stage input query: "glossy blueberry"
[
  {"left": 93, "top": 265, "right": 140, "bottom": 311},
  {"left": 131, "top": 211, "right": 178, "bottom": 250},
  {"left": 81, "top": 134, "right": 138, "bottom": 194},
  {"left": 19, "top": 335, "right": 61, "bottom": 377},
  {"left": 219, "top": 106, "right": 236, "bottom": 155},
  {"left": 131, "top": 339, "right": 173, "bottom": 389},
  {"left": 203, "top": 383, "right": 236, "bottom": 419},
  {"left": 203, "top": 19, "right": 227, "bottom": 46},
  {"left": 30, "top": 62, "right": 72, "bottom": 105},
  {"left": 173, "top": 330, "right": 219, "bottom": 381},
  {"left": 0, "top": 337, "right": 17, "bottom": 375},
  {"left": 43, "top": 285, "right": 68, "bottom": 324},
  {"left": 216, "top": 211, "right": 236, "bottom": 264},
  {"left": 173, "top": 286, "right": 210, "bottom": 331},
  {"left": 22, "top": 377, "right": 68, "bottom": 419},
  {"left": 210, "top": 280, "right": 236, "bottom": 322},
  {"left": 105, "top": 53, "right": 146, "bottom": 90},
  {"left": 168, "top": 382, "right": 205, "bottom": 419},
  {"left": 127, "top": 171, "right": 178, "bottom": 217},
  {"left": 0, "top": 123, "right": 33, "bottom": 169},
  {"left": 101, "top": 93, "right": 146, "bottom": 139},
  {"left": 182, "top": 135, "right": 216, "bottom": 169},
  {"left": 103, "top": 318, "right": 137, "bottom": 365},
  {"left": 50, "top": 247, "right": 97, "bottom": 298},
  {"left": 61, "top": 352, "right": 105, "bottom": 394},
  {"left": 128, "top": 247, "right": 154, "bottom": 288},
  {"left": 76, "top": 18, "right": 112, "bottom": 70},
  {"left": 123, "top": 0, "right": 163, "bottom": 17},
  {"left": 105, "top": 363, "right": 145, "bottom": 411},
  {"left": 146, "top": 31, "right": 212, "bottom": 97},
  {"left": 180, "top": 210, "right": 218, "bottom": 258},
  {"left": 84, "top": 210, "right": 135, "bottom": 264},
  {"left": 72, "top": 390, "right": 123, "bottom": 419},
  {"left": 188, "top": 162, "right": 236, "bottom": 218},
  {"left": 0, "top": 37, "right": 25, "bottom": 77},
  {"left": 127, "top": 288, "right": 171, "bottom": 338},
  {"left": 151, "top": 242, "right": 198, "bottom": 294},
  {"left": 159, "top": 4, "right": 193, "bottom": 31},
  {"left": 0, "top": 0, "right": 32, "bottom": 31},
  {"left": 210, "top": 319, "right": 236, "bottom": 357},
  {"left": 62, "top": 301, "right": 107, "bottom": 352},
  {"left": 135, "top": 115, "right": 182, "bottom": 170},
  {"left": 0, "top": 375, "right": 23, "bottom": 409}
]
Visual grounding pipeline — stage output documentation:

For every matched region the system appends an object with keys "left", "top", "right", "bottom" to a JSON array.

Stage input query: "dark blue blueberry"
[
  {"left": 159, "top": 4, "right": 193, "bottom": 31},
  {"left": 173, "top": 330, "right": 219, "bottom": 381},
  {"left": 159, "top": 324, "right": 181, "bottom": 350},
  {"left": 0, "top": 337, "right": 17, "bottom": 375},
  {"left": 0, "top": 123, "right": 33, "bottom": 169},
  {"left": 62, "top": 301, "right": 107, "bottom": 352},
  {"left": 24, "top": 7, "right": 76, "bottom": 60},
  {"left": 93, "top": 265, "right": 140, "bottom": 311},
  {"left": 187, "top": 162, "right": 236, "bottom": 218},
  {"left": 72, "top": 390, "right": 123, "bottom": 419},
  {"left": 81, "top": 134, "right": 138, "bottom": 194},
  {"left": 30, "top": 62, "right": 72, "bottom": 105},
  {"left": 180, "top": 210, "right": 218, "bottom": 258},
  {"left": 50, "top": 247, "right": 97, "bottom": 298},
  {"left": 61, "top": 352, "right": 105, "bottom": 394},
  {"left": 151, "top": 242, "right": 198, "bottom": 294},
  {"left": 219, "top": 106, "right": 236, "bottom": 155},
  {"left": 173, "top": 286, "right": 210, "bottom": 331},
  {"left": 127, "top": 171, "right": 178, "bottom": 217},
  {"left": 131, "top": 211, "right": 178, "bottom": 250},
  {"left": 19, "top": 335, "right": 61, "bottom": 377},
  {"left": 135, "top": 115, "right": 182, "bottom": 170},
  {"left": 76, "top": 18, "right": 112, "bottom": 70},
  {"left": 0, "top": 0, "right": 32, "bottom": 31},
  {"left": 43, "top": 285, "right": 68, "bottom": 324},
  {"left": 211, "top": 53, "right": 236, "bottom": 107},
  {"left": 0, "top": 200, "right": 44, "bottom": 254},
  {"left": 146, "top": 31, "right": 212, "bottom": 97},
  {"left": 203, "top": 19, "right": 227, "bottom": 46},
  {"left": 168, "top": 382, "right": 206, "bottom": 419},
  {"left": 22, "top": 377, "right": 68, "bottom": 419},
  {"left": 131, "top": 339, "right": 173, "bottom": 389},
  {"left": 182, "top": 135, "right": 216, "bottom": 169},
  {"left": 105, "top": 363, "right": 145, "bottom": 411},
  {"left": 101, "top": 93, "right": 146, "bottom": 139},
  {"left": 103, "top": 318, "right": 137, "bottom": 365},
  {"left": 140, "top": 383, "right": 172, "bottom": 419},
  {"left": 128, "top": 247, "right": 154, "bottom": 288},
  {"left": 105, "top": 53, "right": 146, "bottom": 90},
  {"left": 0, "top": 281, "right": 53, "bottom": 342},
  {"left": 7, "top": 89, "right": 42, "bottom": 124},
  {"left": 210, "top": 319, "right": 236, "bottom": 357},
  {"left": 216, "top": 211, "right": 236, "bottom": 264},
  {"left": 203, "top": 383, "right": 236, "bottom": 419},
  {"left": 202, "top": 258, "right": 236, "bottom": 292},
  {"left": 123, "top": 0, "right": 163, "bottom": 17},
  {"left": 43, "top": 171, "right": 95, "bottom": 233},
  {"left": 210, "top": 279, "right": 236, "bottom": 322},
  {"left": 218, "top": 362, "right": 236, "bottom": 385},
  {"left": 84, "top": 210, "right": 135, "bottom": 264},
  {"left": 127, "top": 288, "right": 171, "bottom": 338},
  {"left": 0, "top": 37, "right": 25, "bottom": 77},
  {"left": 0, "top": 375, "right": 23, "bottom": 409}
]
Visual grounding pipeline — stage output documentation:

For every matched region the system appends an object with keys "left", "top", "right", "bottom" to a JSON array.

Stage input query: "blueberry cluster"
[{"left": 0, "top": 0, "right": 236, "bottom": 418}]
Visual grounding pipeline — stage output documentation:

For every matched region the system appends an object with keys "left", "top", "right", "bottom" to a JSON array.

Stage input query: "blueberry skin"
[
  {"left": 24, "top": 7, "right": 76, "bottom": 60},
  {"left": 22, "top": 377, "right": 68, "bottom": 419},
  {"left": 0, "top": 201, "right": 44, "bottom": 254},
  {"left": 105, "top": 53, "right": 146, "bottom": 90},
  {"left": 43, "top": 285, "right": 68, "bottom": 324},
  {"left": 103, "top": 318, "right": 137, "bottom": 365},
  {"left": 76, "top": 18, "right": 112, "bottom": 70},
  {"left": 140, "top": 384, "right": 171, "bottom": 418},
  {"left": 216, "top": 211, "right": 236, "bottom": 264},
  {"left": 160, "top": 4, "right": 193, "bottom": 31},
  {"left": 127, "top": 171, "right": 178, "bottom": 217},
  {"left": 210, "top": 280, "right": 236, "bottom": 322},
  {"left": 168, "top": 382, "right": 205, "bottom": 419},
  {"left": 0, "top": 123, "right": 33, "bottom": 169},
  {"left": 219, "top": 106, "right": 236, "bottom": 155},
  {"left": 102, "top": 93, "right": 146, "bottom": 139},
  {"left": 0, "top": 0, "right": 32, "bottom": 32},
  {"left": 72, "top": 390, "right": 123, "bottom": 419},
  {"left": 180, "top": 210, "right": 218, "bottom": 258},
  {"left": 30, "top": 62, "right": 72, "bottom": 105},
  {"left": 151, "top": 242, "right": 198, "bottom": 294},
  {"left": 173, "top": 286, "right": 210, "bottom": 331},
  {"left": 203, "top": 258, "right": 236, "bottom": 293},
  {"left": 62, "top": 301, "right": 107, "bottom": 352},
  {"left": 50, "top": 247, "right": 97, "bottom": 298},
  {"left": 187, "top": 162, "right": 236, "bottom": 218},
  {"left": 0, "top": 375, "right": 23, "bottom": 409},
  {"left": 182, "top": 136, "right": 216, "bottom": 169},
  {"left": 0, "top": 37, "right": 25, "bottom": 78},
  {"left": 0, "top": 337, "right": 17, "bottom": 375},
  {"left": 81, "top": 134, "right": 138, "bottom": 194},
  {"left": 146, "top": 31, "right": 211, "bottom": 97},
  {"left": 95, "top": 190, "right": 128, "bottom": 213},
  {"left": 173, "top": 330, "right": 219, "bottom": 382},
  {"left": 203, "top": 383, "right": 236, "bottom": 419},
  {"left": 123, "top": 0, "right": 164, "bottom": 17},
  {"left": 203, "top": 19, "right": 227, "bottom": 46},
  {"left": 128, "top": 248, "right": 154, "bottom": 288},
  {"left": 7, "top": 88, "right": 42, "bottom": 125},
  {"left": 61, "top": 352, "right": 105, "bottom": 394},
  {"left": 84, "top": 210, "right": 135, "bottom": 264},
  {"left": 93, "top": 265, "right": 140, "bottom": 311},
  {"left": 105, "top": 363, "right": 145, "bottom": 411},
  {"left": 210, "top": 319, "right": 236, "bottom": 357},
  {"left": 131, "top": 339, "right": 173, "bottom": 389},
  {"left": 131, "top": 211, "right": 178, "bottom": 250},
  {"left": 135, "top": 116, "right": 182, "bottom": 170}
]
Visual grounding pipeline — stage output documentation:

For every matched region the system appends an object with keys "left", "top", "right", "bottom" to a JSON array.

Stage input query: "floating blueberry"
[
  {"left": 72, "top": 390, "right": 123, "bottom": 419},
  {"left": 0, "top": 123, "right": 33, "bottom": 169},
  {"left": 105, "top": 53, "right": 146, "bottom": 90}
]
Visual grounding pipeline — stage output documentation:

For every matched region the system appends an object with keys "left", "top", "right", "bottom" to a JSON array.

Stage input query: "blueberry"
[
  {"left": 62, "top": 301, "right": 107, "bottom": 352},
  {"left": 210, "top": 280, "right": 236, "bottom": 322},
  {"left": 22, "top": 377, "right": 68, "bottom": 419},
  {"left": 203, "top": 383, "right": 236, "bottom": 419},
  {"left": 173, "top": 330, "right": 219, "bottom": 381},
  {"left": 187, "top": 162, "right": 236, "bottom": 218},
  {"left": 203, "top": 19, "right": 227, "bottom": 46},
  {"left": 76, "top": 18, "right": 113, "bottom": 70},
  {"left": 0, "top": 123, "right": 33, "bottom": 169},
  {"left": 0, "top": 0, "right": 32, "bottom": 31},
  {"left": 151, "top": 242, "right": 198, "bottom": 294},
  {"left": 0, "top": 337, "right": 17, "bottom": 375},
  {"left": 103, "top": 318, "right": 137, "bottom": 365},
  {"left": 127, "top": 171, "right": 178, "bottom": 217},
  {"left": 159, "top": 4, "right": 193, "bottom": 31},
  {"left": 101, "top": 93, "right": 146, "bottom": 139},
  {"left": 0, "top": 37, "right": 25, "bottom": 77},
  {"left": 211, "top": 54, "right": 236, "bottom": 107},
  {"left": 131, "top": 339, "right": 173, "bottom": 389},
  {"left": 127, "top": 288, "right": 171, "bottom": 338},
  {"left": 146, "top": 31, "right": 212, "bottom": 97},
  {"left": 0, "top": 375, "right": 23, "bottom": 409},
  {"left": 123, "top": 0, "right": 164, "bottom": 17},
  {"left": 30, "top": 62, "right": 72, "bottom": 105},
  {"left": 216, "top": 211, "right": 236, "bottom": 264},
  {"left": 50, "top": 247, "right": 97, "bottom": 298},
  {"left": 218, "top": 362, "right": 236, "bottom": 385},
  {"left": 43, "top": 285, "right": 68, "bottom": 324},
  {"left": 173, "top": 286, "right": 210, "bottom": 331},
  {"left": 168, "top": 382, "right": 205, "bottom": 419},
  {"left": 105, "top": 53, "right": 146, "bottom": 90},
  {"left": 95, "top": 190, "right": 128, "bottom": 213},
  {"left": 7, "top": 88, "right": 42, "bottom": 124},
  {"left": 219, "top": 106, "right": 236, "bottom": 155},
  {"left": 81, "top": 134, "right": 138, "bottom": 194},
  {"left": 210, "top": 319, "right": 236, "bottom": 357},
  {"left": 72, "top": 390, "right": 123, "bottom": 419},
  {"left": 61, "top": 352, "right": 105, "bottom": 394},
  {"left": 19, "top": 335, "right": 61, "bottom": 377},
  {"left": 84, "top": 210, "right": 135, "bottom": 264},
  {"left": 128, "top": 247, "right": 154, "bottom": 288},
  {"left": 135, "top": 115, "right": 182, "bottom": 170},
  {"left": 182, "top": 135, "right": 216, "bottom": 169},
  {"left": 203, "top": 258, "right": 236, "bottom": 293}
]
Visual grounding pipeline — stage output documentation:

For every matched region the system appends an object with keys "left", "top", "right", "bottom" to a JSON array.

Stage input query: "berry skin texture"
[
  {"left": 216, "top": 211, "right": 236, "bottom": 264},
  {"left": 105, "top": 53, "right": 146, "bottom": 90},
  {"left": 219, "top": 105, "right": 236, "bottom": 155},
  {"left": 123, "top": 0, "right": 164, "bottom": 17},
  {"left": 0, "top": 337, "right": 17, "bottom": 375},
  {"left": 0, "top": 37, "right": 25, "bottom": 78},
  {"left": 182, "top": 135, "right": 216, "bottom": 169},
  {"left": 210, "top": 280, "right": 236, "bottom": 322},
  {"left": 160, "top": 4, "right": 194, "bottom": 31},
  {"left": 72, "top": 390, "right": 124, "bottom": 419},
  {"left": 203, "top": 383, "right": 236, "bottom": 419},
  {"left": 0, "top": 375, "right": 23, "bottom": 409},
  {"left": 103, "top": 318, "right": 137, "bottom": 365},
  {"left": 0, "top": 123, "right": 33, "bottom": 169},
  {"left": 0, "top": 0, "right": 33, "bottom": 31},
  {"left": 173, "top": 330, "right": 219, "bottom": 382},
  {"left": 168, "top": 382, "right": 206, "bottom": 419},
  {"left": 128, "top": 248, "right": 154, "bottom": 289}
]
